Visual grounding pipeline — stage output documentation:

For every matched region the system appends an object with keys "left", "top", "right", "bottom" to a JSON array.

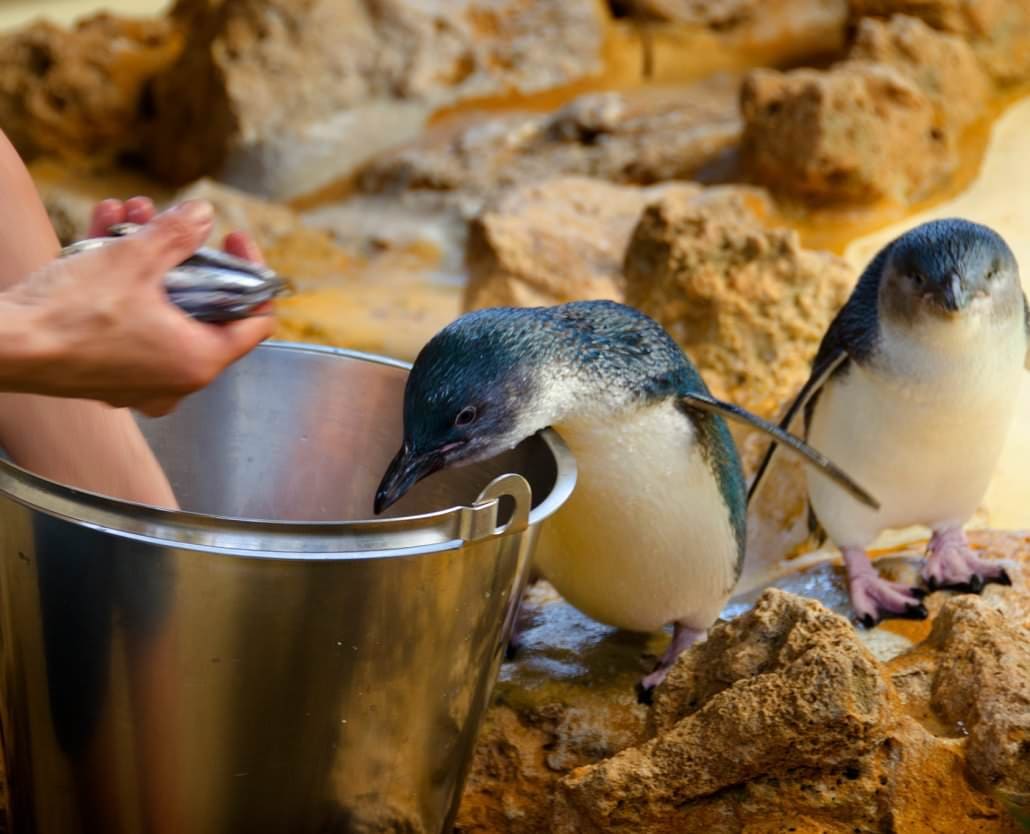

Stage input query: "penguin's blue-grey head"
[
  {"left": 880, "top": 218, "right": 1021, "bottom": 323},
  {"left": 374, "top": 309, "right": 550, "bottom": 514}
]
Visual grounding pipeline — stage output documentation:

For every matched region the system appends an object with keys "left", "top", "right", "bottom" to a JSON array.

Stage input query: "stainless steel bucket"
[{"left": 0, "top": 342, "right": 576, "bottom": 834}]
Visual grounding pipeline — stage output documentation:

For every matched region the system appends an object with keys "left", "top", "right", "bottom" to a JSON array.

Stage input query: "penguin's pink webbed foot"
[
  {"left": 922, "top": 526, "right": 1011, "bottom": 593},
  {"left": 636, "top": 622, "right": 706, "bottom": 704},
  {"left": 843, "top": 547, "right": 927, "bottom": 628}
]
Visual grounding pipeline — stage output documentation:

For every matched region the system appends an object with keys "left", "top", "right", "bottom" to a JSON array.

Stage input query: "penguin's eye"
[
  {"left": 910, "top": 272, "right": 927, "bottom": 288},
  {"left": 454, "top": 406, "right": 478, "bottom": 427},
  {"left": 986, "top": 259, "right": 1001, "bottom": 280}
]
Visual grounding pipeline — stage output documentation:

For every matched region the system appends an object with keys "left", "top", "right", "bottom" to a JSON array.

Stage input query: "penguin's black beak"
[
  {"left": 373, "top": 443, "right": 443, "bottom": 515},
  {"left": 939, "top": 273, "right": 967, "bottom": 312}
]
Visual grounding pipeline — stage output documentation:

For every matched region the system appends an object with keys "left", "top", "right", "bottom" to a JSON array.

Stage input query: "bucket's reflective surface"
[{"left": 0, "top": 343, "right": 575, "bottom": 834}]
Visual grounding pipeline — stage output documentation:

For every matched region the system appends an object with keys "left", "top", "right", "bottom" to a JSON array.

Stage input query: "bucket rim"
[{"left": 0, "top": 342, "right": 578, "bottom": 557}]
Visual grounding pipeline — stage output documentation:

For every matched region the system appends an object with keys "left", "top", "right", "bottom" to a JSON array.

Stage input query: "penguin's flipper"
[
  {"left": 806, "top": 500, "right": 827, "bottom": 545},
  {"left": 745, "top": 349, "right": 850, "bottom": 507},
  {"left": 681, "top": 389, "right": 879, "bottom": 511}
]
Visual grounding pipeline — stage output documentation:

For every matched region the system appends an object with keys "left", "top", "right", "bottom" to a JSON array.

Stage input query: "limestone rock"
[
  {"left": 615, "top": 0, "right": 760, "bottom": 26},
  {"left": 359, "top": 73, "right": 743, "bottom": 205},
  {"left": 739, "top": 12, "right": 994, "bottom": 205},
  {"left": 554, "top": 591, "right": 891, "bottom": 831},
  {"left": 741, "top": 60, "right": 950, "bottom": 204},
  {"left": 147, "top": 0, "right": 608, "bottom": 200},
  {"left": 849, "top": 0, "right": 985, "bottom": 31},
  {"left": 849, "top": 14, "right": 991, "bottom": 130},
  {"left": 926, "top": 596, "right": 1030, "bottom": 800},
  {"left": 622, "top": 185, "right": 854, "bottom": 418},
  {"left": 0, "top": 13, "right": 180, "bottom": 167},
  {"left": 849, "top": 0, "right": 1030, "bottom": 85},
  {"left": 464, "top": 177, "right": 703, "bottom": 311},
  {"left": 609, "top": 0, "right": 852, "bottom": 36},
  {"left": 456, "top": 538, "right": 1029, "bottom": 833},
  {"left": 649, "top": 586, "right": 877, "bottom": 731}
]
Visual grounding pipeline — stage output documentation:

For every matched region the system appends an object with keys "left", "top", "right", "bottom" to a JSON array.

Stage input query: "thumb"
[
  {"left": 211, "top": 313, "right": 277, "bottom": 366},
  {"left": 114, "top": 200, "right": 215, "bottom": 281}
]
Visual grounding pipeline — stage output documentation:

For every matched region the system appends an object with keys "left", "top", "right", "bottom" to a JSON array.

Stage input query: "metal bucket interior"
[
  {"left": 0, "top": 342, "right": 576, "bottom": 834},
  {"left": 137, "top": 342, "right": 570, "bottom": 532}
]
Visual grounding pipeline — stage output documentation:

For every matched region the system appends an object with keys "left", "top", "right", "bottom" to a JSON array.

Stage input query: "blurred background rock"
[{"left": 0, "top": 0, "right": 167, "bottom": 29}]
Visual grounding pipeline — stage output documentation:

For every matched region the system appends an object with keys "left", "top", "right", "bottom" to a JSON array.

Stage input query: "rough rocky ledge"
[{"left": 457, "top": 530, "right": 1030, "bottom": 834}]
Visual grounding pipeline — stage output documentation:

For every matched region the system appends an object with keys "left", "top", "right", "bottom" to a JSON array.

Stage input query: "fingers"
[
  {"left": 88, "top": 199, "right": 124, "bottom": 238},
  {"left": 87, "top": 196, "right": 155, "bottom": 240},
  {"left": 223, "top": 231, "right": 264, "bottom": 265},
  {"left": 214, "top": 314, "right": 277, "bottom": 364},
  {"left": 124, "top": 196, "right": 155, "bottom": 225},
  {"left": 111, "top": 200, "right": 214, "bottom": 280}
]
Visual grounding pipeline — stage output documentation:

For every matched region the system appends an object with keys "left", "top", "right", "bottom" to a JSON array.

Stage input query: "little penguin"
[
  {"left": 749, "top": 217, "right": 1025, "bottom": 627},
  {"left": 373, "top": 300, "right": 877, "bottom": 696}
]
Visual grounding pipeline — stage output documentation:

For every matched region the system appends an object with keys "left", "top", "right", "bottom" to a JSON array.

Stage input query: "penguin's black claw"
[
  {"left": 901, "top": 602, "right": 929, "bottom": 620},
  {"left": 857, "top": 599, "right": 927, "bottom": 629},
  {"left": 504, "top": 640, "right": 520, "bottom": 662},
  {"left": 922, "top": 536, "right": 1012, "bottom": 595},
  {"left": 908, "top": 586, "right": 928, "bottom": 600},
  {"left": 923, "top": 570, "right": 1011, "bottom": 595},
  {"left": 635, "top": 681, "right": 655, "bottom": 705}
]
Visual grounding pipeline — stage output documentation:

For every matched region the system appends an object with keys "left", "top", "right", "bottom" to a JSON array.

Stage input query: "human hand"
[
  {"left": 1, "top": 199, "right": 276, "bottom": 416},
  {"left": 88, "top": 195, "right": 264, "bottom": 264}
]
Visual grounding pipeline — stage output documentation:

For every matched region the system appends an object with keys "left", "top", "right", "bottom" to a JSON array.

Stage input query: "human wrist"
[{"left": 0, "top": 289, "right": 64, "bottom": 394}]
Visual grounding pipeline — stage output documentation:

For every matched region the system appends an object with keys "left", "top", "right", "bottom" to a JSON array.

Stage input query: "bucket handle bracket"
[{"left": 460, "top": 473, "right": 532, "bottom": 542}]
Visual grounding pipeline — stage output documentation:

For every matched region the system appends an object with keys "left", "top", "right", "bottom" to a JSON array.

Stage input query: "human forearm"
[
  {"left": 0, "top": 134, "right": 62, "bottom": 284},
  {"left": 0, "top": 131, "right": 177, "bottom": 505},
  {"left": 0, "top": 288, "right": 178, "bottom": 506}
]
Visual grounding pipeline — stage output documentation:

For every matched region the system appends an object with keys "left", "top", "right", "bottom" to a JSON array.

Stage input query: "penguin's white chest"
[
  {"left": 806, "top": 316, "right": 1026, "bottom": 547},
  {"left": 533, "top": 400, "right": 739, "bottom": 633}
]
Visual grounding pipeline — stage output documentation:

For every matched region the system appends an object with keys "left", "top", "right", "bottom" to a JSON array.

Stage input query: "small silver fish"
[{"left": 59, "top": 222, "right": 289, "bottom": 323}]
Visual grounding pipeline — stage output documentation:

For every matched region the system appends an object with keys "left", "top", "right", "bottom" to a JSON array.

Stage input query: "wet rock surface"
[
  {"left": 0, "top": 13, "right": 179, "bottom": 167},
  {"left": 457, "top": 531, "right": 1030, "bottom": 833},
  {"left": 457, "top": 581, "right": 660, "bottom": 834},
  {"left": 147, "top": 0, "right": 609, "bottom": 200}
]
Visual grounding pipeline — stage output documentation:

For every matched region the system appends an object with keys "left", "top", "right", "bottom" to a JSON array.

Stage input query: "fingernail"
[{"left": 172, "top": 200, "right": 214, "bottom": 226}]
